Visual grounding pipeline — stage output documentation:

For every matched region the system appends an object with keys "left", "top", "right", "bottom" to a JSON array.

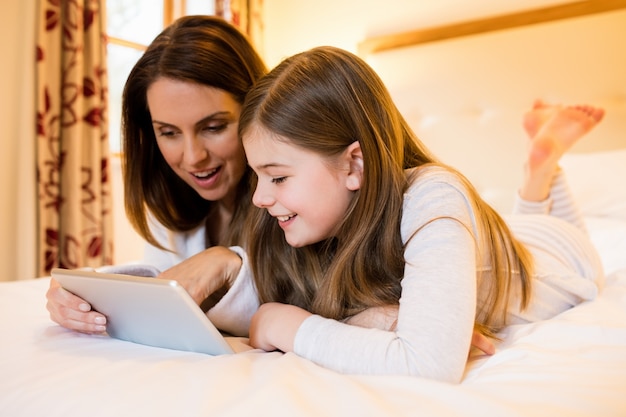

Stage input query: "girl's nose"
[{"left": 252, "top": 183, "right": 274, "bottom": 208}]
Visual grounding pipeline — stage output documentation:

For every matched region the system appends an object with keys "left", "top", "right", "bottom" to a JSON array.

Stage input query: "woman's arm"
[{"left": 158, "top": 246, "right": 242, "bottom": 305}]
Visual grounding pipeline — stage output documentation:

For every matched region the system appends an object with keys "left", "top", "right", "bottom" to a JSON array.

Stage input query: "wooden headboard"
[
  {"left": 358, "top": 0, "right": 626, "bottom": 55},
  {"left": 358, "top": 1, "right": 626, "bottom": 213}
]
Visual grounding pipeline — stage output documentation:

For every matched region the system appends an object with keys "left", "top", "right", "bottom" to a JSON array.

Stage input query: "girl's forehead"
[
  {"left": 245, "top": 131, "right": 322, "bottom": 167},
  {"left": 242, "top": 124, "right": 291, "bottom": 148}
]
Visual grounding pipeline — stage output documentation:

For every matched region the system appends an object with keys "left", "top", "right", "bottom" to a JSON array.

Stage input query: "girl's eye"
[{"left": 271, "top": 177, "right": 287, "bottom": 184}]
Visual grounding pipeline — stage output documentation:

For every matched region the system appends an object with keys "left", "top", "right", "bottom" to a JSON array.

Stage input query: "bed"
[{"left": 2, "top": 3, "right": 626, "bottom": 417}]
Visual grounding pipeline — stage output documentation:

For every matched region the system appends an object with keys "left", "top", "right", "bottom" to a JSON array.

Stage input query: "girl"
[
  {"left": 46, "top": 16, "right": 266, "bottom": 334},
  {"left": 238, "top": 46, "right": 605, "bottom": 382}
]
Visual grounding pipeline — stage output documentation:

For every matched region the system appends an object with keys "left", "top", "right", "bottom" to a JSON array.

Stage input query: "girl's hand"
[
  {"left": 346, "top": 305, "right": 496, "bottom": 356},
  {"left": 46, "top": 278, "right": 107, "bottom": 334},
  {"left": 158, "top": 246, "right": 243, "bottom": 307},
  {"left": 470, "top": 331, "right": 496, "bottom": 355},
  {"left": 248, "top": 302, "right": 311, "bottom": 352}
]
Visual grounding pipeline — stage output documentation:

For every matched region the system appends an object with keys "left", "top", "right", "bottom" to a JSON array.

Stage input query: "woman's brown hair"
[{"left": 121, "top": 15, "right": 267, "bottom": 249}]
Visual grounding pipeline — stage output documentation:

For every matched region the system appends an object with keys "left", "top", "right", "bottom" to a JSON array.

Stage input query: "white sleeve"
[
  {"left": 293, "top": 169, "right": 478, "bottom": 382},
  {"left": 206, "top": 246, "right": 260, "bottom": 337},
  {"left": 142, "top": 216, "right": 206, "bottom": 271}
]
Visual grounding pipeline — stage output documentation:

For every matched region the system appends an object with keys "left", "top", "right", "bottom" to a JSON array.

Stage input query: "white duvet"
[
  {"left": 1, "top": 214, "right": 625, "bottom": 417},
  {"left": 3, "top": 145, "right": 626, "bottom": 416}
]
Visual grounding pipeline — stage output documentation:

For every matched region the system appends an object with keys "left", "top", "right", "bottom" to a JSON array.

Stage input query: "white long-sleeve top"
[
  {"left": 142, "top": 217, "right": 206, "bottom": 272},
  {"left": 212, "top": 166, "right": 603, "bottom": 382},
  {"left": 147, "top": 166, "right": 604, "bottom": 383}
]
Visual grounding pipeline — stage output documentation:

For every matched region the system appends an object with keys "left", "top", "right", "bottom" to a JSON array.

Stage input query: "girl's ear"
[{"left": 345, "top": 141, "right": 363, "bottom": 191}]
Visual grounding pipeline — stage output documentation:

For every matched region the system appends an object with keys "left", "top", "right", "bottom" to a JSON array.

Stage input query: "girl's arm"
[{"left": 250, "top": 169, "right": 480, "bottom": 382}]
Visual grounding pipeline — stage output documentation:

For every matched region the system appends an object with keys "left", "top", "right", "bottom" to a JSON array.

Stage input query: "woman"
[{"left": 46, "top": 15, "right": 266, "bottom": 334}]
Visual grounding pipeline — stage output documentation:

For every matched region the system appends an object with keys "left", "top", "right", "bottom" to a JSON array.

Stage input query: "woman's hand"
[
  {"left": 248, "top": 302, "right": 311, "bottom": 352},
  {"left": 158, "top": 246, "right": 243, "bottom": 307},
  {"left": 346, "top": 305, "right": 496, "bottom": 356},
  {"left": 46, "top": 278, "right": 107, "bottom": 334}
]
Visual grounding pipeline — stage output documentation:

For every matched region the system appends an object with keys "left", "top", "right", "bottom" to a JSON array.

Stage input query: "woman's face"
[{"left": 147, "top": 78, "right": 246, "bottom": 207}]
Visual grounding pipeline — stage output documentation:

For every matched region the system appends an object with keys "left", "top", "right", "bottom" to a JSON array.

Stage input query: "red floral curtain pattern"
[
  {"left": 36, "top": 0, "right": 113, "bottom": 276},
  {"left": 215, "top": 0, "right": 264, "bottom": 52}
]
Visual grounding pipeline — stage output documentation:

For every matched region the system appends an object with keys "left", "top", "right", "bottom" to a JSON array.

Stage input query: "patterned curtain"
[
  {"left": 35, "top": 0, "right": 113, "bottom": 276},
  {"left": 215, "top": 0, "right": 264, "bottom": 53}
]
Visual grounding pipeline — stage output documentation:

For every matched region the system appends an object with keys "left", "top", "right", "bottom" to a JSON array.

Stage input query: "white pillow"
[
  {"left": 586, "top": 217, "right": 626, "bottom": 274},
  {"left": 560, "top": 149, "right": 626, "bottom": 221}
]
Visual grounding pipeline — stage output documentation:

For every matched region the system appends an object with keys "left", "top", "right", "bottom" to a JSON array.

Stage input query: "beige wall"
[
  {"left": 260, "top": 0, "right": 572, "bottom": 68},
  {"left": 261, "top": 0, "right": 626, "bottom": 214},
  {"left": 0, "top": 1, "right": 36, "bottom": 281}
]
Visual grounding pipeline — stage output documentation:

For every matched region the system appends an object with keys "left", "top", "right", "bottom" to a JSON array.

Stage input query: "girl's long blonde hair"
[{"left": 239, "top": 46, "right": 533, "bottom": 336}]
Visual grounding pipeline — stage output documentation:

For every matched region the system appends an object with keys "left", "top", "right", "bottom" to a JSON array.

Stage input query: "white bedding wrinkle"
[
  {"left": 2, "top": 164, "right": 626, "bottom": 414},
  {"left": 4, "top": 183, "right": 626, "bottom": 416},
  {"left": 1, "top": 268, "right": 626, "bottom": 416},
  {"left": 11, "top": 138, "right": 622, "bottom": 417}
]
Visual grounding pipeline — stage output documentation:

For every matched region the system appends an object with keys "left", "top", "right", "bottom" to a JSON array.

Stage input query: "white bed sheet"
[
  {"left": 0, "top": 200, "right": 626, "bottom": 417},
  {"left": 1, "top": 219, "right": 626, "bottom": 417},
  {"left": 1, "top": 271, "right": 625, "bottom": 416}
]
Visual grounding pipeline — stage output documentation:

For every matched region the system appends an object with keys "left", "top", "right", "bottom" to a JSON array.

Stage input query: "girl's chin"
[
  {"left": 284, "top": 235, "right": 325, "bottom": 248},
  {"left": 284, "top": 236, "right": 306, "bottom": 248}
]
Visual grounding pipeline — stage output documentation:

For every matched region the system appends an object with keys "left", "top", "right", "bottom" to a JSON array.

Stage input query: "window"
[{"left": 106, "top": 0, "right": 215, "bottom": 153}]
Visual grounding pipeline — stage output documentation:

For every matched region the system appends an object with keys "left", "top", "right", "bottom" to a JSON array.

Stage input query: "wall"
[
  {"left": 261, "top": 0, "right": 626, "bottom": 213},
  {"left": 261, "top": 0, "right": 573, "bottom": 68},
  {"left": 0, "top": 1, "right": 36, "bottom": 281},
  {"left": 110, "top": 157, "right": 145, "bottom": 265}
]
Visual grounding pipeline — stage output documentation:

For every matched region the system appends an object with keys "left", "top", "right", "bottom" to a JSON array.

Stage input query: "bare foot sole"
[
  {"left": 523, "top": 99, "right": 561, "bottom": 138},
  {"left": 528, "top": 104, "right": 604, "bottom": 172},
  {"left": 520, "top": 103, "right": 604, "bottom": 201}
]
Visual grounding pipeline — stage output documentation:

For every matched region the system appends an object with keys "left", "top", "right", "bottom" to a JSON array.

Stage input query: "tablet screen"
[{"left": 51, "top": 268, "right": 234, "bottom": 355}]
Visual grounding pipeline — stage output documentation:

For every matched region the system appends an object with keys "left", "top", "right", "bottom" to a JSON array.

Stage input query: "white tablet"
[{"left": 51, "top": 267, "right": 234, "bottom": 356}]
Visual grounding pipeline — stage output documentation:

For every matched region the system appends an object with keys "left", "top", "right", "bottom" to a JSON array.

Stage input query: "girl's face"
[
  {"left": 244, "top": 126, "right": 362, "bottom": 248},
  {"left": 147, "top": 78, "right": 247, "bottom": 208}
]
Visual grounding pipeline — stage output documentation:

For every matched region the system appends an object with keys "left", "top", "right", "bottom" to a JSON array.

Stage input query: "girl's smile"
[{"left": 274, "top": 213, "right": 297, "bottom": 229}]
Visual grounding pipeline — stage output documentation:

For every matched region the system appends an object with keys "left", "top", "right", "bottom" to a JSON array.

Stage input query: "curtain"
[
  {"left": 215, "top": 0, "right": 264, "bottom": 53},
  {"left": 35, "top": 0, "right": 113, "bottom": 276}
]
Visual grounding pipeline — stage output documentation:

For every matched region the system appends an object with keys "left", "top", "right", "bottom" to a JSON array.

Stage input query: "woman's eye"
[
  {"left": 203, "top": 122, "right": 228, "bottom": 133},
  {"left": 158, "top": 130, "right": 177, "bottom": 137},
  {"left": 271, "top": 177, "right": 287, "bottom": 184}
]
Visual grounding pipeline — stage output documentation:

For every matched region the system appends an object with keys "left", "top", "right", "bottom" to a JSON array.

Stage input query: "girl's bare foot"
[
  {"left": 522, "top": 99, "right": 561, "bottom": 138},
  {"left": 520, "top": 103, "right": 604, "bottom": 202}
]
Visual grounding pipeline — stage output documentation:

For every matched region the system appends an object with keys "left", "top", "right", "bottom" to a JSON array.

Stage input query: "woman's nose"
[{"left": 183, "top": 135, "right": 209, "bottom": 166}]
